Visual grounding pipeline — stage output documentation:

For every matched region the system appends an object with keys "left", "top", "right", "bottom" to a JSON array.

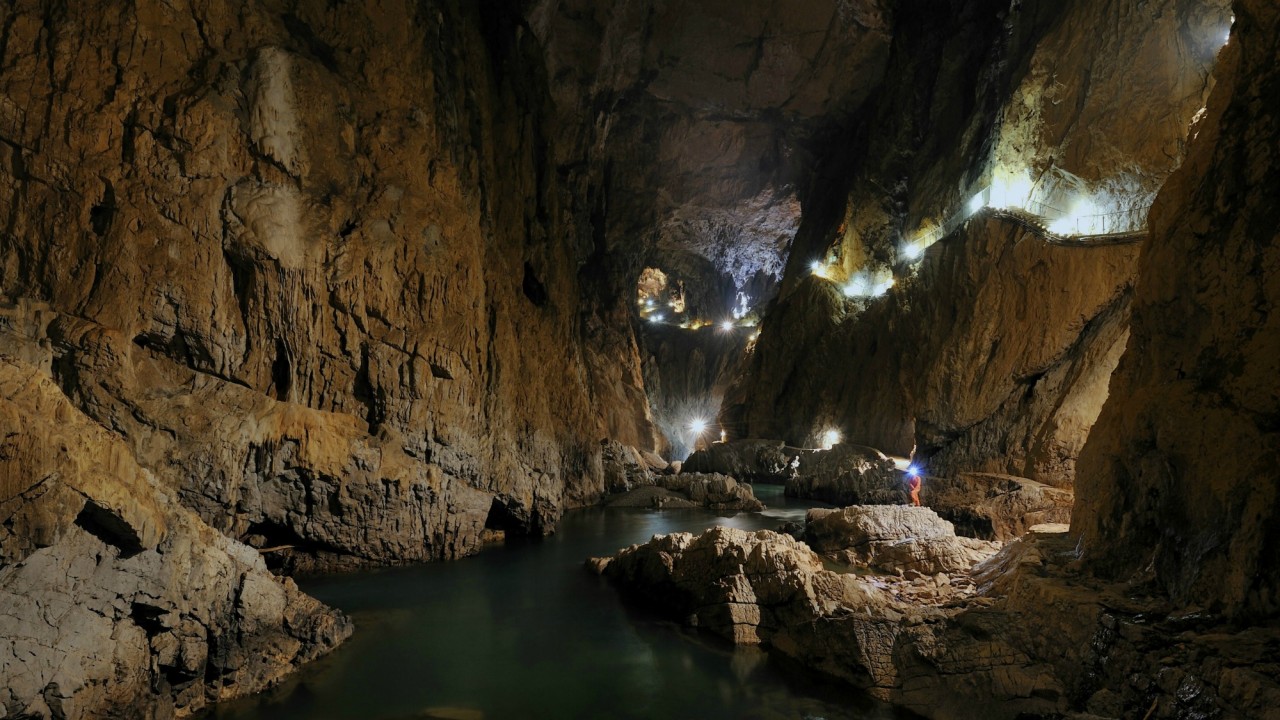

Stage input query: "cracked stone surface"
[{"left": 0, "top": 357, "right": 350, "bottom": 719}]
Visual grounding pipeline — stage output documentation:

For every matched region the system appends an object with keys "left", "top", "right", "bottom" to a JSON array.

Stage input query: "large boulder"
[
  {"left": 805, "top": 505, "right": 1000, "bottom": 575},
  {"left": 925, "top": 473, "right": 1074, "bottom": 540},
  {"left": 600, "top": 439, "right": 655, "bottom": 495},
  {"left": 682, "top": 439, "right": 795, "bottom": 480},
  {"left": 784, "top": 444, "right": 903, "bottom": 505},
  {"left": 606, "top": 472, "right": 764, "bottom": 512},
  {"left": 659, "top": 473, "right": 764, "bottom": 512},
  {"left": 590, "top": 526, "right": 885, "bottom": 644},
  {"left": 0, "top": 358, "right": 350, "bottom": 719}
]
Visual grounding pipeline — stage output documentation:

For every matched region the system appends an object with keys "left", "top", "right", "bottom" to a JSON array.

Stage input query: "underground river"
[{"left": 205, "top": 485, "right": 913, "bottom": 720}]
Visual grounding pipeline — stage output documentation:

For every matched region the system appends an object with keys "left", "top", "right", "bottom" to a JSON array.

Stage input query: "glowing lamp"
[
  {"left": 967, "top": 191, "right": 985, "bottom": 216},
  {"left": 689, "top": 418, "right": 708, "bottom": 435},
  {"left": 901, "top": 243, "right": 923, "bottom": 261},
  {"left": 907, "top": 464, "right": 921, "bottom": 477},
  {"left": 821, "top": 428, "right": 841, "bottom": 450},
  {"left": 650, "top": 313, "right": 664, "bottom": 323},
  {"left": 720, "top": 320, "right": 734, "bottom": 332}
]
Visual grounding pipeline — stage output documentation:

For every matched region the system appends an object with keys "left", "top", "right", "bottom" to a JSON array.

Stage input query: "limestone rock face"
[
  {"left": 1074, "top": 0, "right": 1280, "bottom": 621},
  {"left": 0, "top": 0, "right": 614, "bottom": 568},
  {"left": 605, "top": 472, "right": 763, "bottom": 512},
  {"left": 682, "top": 439, "right": 795, "bottom": 481},
  {"left": 728, "top": 0, "right": 1225, "bottom": 487},
  {"left": 592, "top": 526, "right": 871, "bottom": 645},
  {"left": 732, "top": 215, "right": 1137, "bottom": 488},
  {"left": 0, "top": 357, "right": 350, "bottom": 719},
  {"left": 925, "top": 473, "right": 1073, "bottom": 541},
  {"left": 785, "top": 444, "right": 905, "bottom": 505},
  {"left": 640, "top": 325, "right": 750, "bottom": 459},
  {"left": 804, "top": 506, "right": 1000, "bottom": 575}
]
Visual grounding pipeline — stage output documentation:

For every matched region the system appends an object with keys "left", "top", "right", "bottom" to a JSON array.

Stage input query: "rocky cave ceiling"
[{"left": 529, "top": 0, "right": 893, "bottom": 315}]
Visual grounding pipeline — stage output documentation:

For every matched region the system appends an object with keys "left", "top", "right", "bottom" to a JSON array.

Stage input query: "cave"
[{"left": 1, "top": 1, "right": 1276, "bottom": 719}]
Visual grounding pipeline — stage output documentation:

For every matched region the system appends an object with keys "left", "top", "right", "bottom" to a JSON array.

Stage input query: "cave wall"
[
  {"left": 0, "top": 356, "right": 351, "bottom": 718},
  {"left": 728, "top": 0, "right": 1226, "bottom": 487},
  {"left": 527, "top": 0, "right": 894, "bottom": 452},
  {"left": 0, "top": 0, "right": 616, "bottom": 568},
  {"left": 1074, "top": 0, "right": 1279, "bottom": 621}
]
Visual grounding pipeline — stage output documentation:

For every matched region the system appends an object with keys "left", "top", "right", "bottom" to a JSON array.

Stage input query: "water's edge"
[{"left": 206, "top": 486, "right": 908, "bottom": 720}]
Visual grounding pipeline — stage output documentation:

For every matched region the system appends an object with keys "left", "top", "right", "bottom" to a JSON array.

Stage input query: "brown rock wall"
[
  {"left": 0, "top": 357, "right": 350, "bottom": 719},
  {"left": 1074, "top": 0, "right": 1280, "bottom": 620},
  {"left": 0, "top": 0, "right": 612, "bottom": 566}
]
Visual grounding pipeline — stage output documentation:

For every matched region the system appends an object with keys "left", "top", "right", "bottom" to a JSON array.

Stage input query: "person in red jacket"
[{"left": 908, "top": 470, "right": 922, "bottom": 507}]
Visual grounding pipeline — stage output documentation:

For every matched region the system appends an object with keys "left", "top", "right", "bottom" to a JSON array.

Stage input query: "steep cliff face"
[
  {"left": 728, "top": 0, "right": 1227, "bottom": 487},
  {"left": 0, "top": 357, "right": 351, "bottom": 719},
  {"left": 0, "top": 0, "right": 610, "bottom": 568},
  {"left": 730, "top": 216, "right": 1137, "bottom": 487},
  {"left": 1074, "top": 0, "right": 1279, "bottom": 621},
  {"left": 528, "top": 0, "right": 894, "bottom": 452}
]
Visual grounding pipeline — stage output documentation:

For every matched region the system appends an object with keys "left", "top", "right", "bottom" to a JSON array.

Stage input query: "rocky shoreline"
[{"left": 588, "top": 509, "right": 1280, "bottom": 719}]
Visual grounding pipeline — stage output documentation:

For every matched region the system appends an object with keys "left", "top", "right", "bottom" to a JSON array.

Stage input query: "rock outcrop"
[
  {"left": 0, "top": 0, "right": 618, "bottom": 571},
  {"left": 725, "top": 0, "right": 1228, "bottom": 487},
  {"left": 605, "top": 472, "right": 763, "bottom": 512},
  {"left": 925, "top": 472, "right": 1073, "bottom": 541},
  {"left": 1074, "top": 0, "right": 1280, "bottom": 622},
  {"left": 0, "top": 357, "right": 350, "bottom": 719},
  {"left": 784, "top": 444, "right": 905, "bottom": 505},
  {"left": 804, "top": 506, "right": 1000, "bottom": 575},
  {"left": 590, "top": 526, "right": 882, "bottom": 646},
  {"left": 682, "top": 439, "right": 796, "bottom": 481},
  {"left": 599, "top": 440, "right": 655, "bottom": 495},
  {"left": 592, "top": 523, "right": 1279, "bottom": 719}
]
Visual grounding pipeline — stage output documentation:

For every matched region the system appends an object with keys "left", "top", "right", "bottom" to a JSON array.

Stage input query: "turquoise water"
[{"left": 207, "top": 485, "right": 913, "bottom": 720}]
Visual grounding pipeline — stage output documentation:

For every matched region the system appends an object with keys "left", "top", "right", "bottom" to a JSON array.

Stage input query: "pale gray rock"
[
  {"left": 804, "top": 505, "right": 1000, "bottom": 575},
  {"left": 0, "top": 358, "right": 349, "bottom": 720}
]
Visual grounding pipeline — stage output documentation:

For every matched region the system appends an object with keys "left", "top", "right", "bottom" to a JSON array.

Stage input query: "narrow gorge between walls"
[{"left": 0, "top": 1, "right": 1276, "bottom": 720}]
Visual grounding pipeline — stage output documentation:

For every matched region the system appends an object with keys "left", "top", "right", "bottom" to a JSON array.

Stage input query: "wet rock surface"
[{"left": 0, "top": 357, "right": 350, "bottom": 719}]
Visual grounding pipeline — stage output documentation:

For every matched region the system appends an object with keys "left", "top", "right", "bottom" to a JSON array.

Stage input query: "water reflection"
[{"left": 205, "top": 485, "right": 912, "bottom": 720}]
